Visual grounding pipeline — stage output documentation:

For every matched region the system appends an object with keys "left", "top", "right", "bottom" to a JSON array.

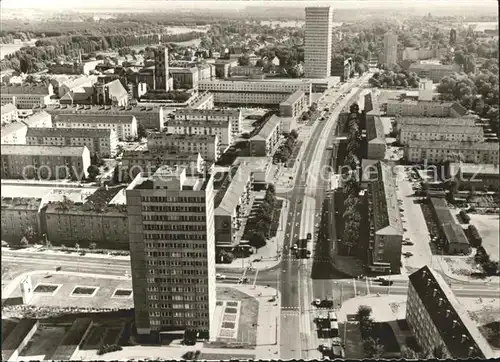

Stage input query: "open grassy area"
[{"left": 214, "top": 286, "right": 258, "bottom": 347}]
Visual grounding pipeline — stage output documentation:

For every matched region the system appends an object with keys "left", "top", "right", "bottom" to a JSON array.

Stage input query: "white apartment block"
[
  {"left": 148, "top": 133, "right": 220, "bottom": 162},
  {"left": 386, "top": 99, "right": 467, "bottom": 118},
  {"left": 404, "top": 140, "right": 499, "bottom": 165},
  {"left": 126, "top": 167, "right": 216, "bottom": 337},
  {"left": 53, "top": 113, "right": 138, "bottom": 140},
  {"left": 166, "top": 118, "right": 232, "bottom": 148},
  {"left": 173, "top": 108, "right": 241, "bottom": 139},
  {"left": 304, "top": 7, "right": 334, "bottom": 78},
  {"left": 0, "top": 84, "right": 54, "bottom": 109},
  {"left": 394, "top": 117, "right": 477, "bottom": 133},
  {"left": 26, "top": 127, "right": 118, "bottom": 158},
  {"left": 398, "top": 124, "right": 484, "bottom": 145},
  {"left": 198, "top": 79, "right": 312, "bottom": 106}
]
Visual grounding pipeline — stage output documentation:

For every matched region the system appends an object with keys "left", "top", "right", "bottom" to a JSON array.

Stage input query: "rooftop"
[
  {"left": 251, "top": 114, "right": 281, "bottom": 141},
  {"left": 0, "top": 84, "right": 51, "bottom": 95},
  {"left": 1, "top": 144, "right": 88, "bottom": 157},
  {"left": 27, "top": 127, "right": 112, "bottom": 138},
  {"left": 395, "top": 117, "right": 477, "bottom": 128},
  {"left": 407, "top": 140, "right": 498, "bottom": 151},
  {"left": 449, "top": 163, "right": 500, "bottom": 176},
  {"left": 21, "top": 111, "right": 51, "bottom": 127},
  {"left": 232, "top": 156, "right": 271, "bottom": 172},
  {"left": 1, "top": 197, "right": 42, "bottom": 210},
  {"left": 442, "top": 223, "right": 470, "bottom": 246},
  {"left": 400, "top": 124, "right": 484, "bottom": 135},
  {"left": 408, "top": 266, "right": 494, "bottom": 359},
  {"left": 1, "top": 103, "right": 17, "bottom": 114},
  {"left": 214, "top": 165, "right": 251, "bottom": 216},
  {"left": 167, "top": 118, "right": 229, "bottom": 127},
  {"left": 280, "top": 90, "right": 306, "bottom": 106},
  {"left": 129, "top": 167, "right": 211, "bottom": 192},
  {"left": 38, "top": 104, "right": 163, "bottom": 113},
  {"left": 175, "top": 108, "right": 241, "bottom": 118},
  {"left": 54, "top": 113, "right": 135, "bottom": 124},
  {"left": 148, "top": 132, "right": 217, "bottom": 142},
  {"left": 122, "top": 149, "right": 200, "bottom": 161},
  {"left": 169, "top": 67, "right": 198, "bottom": 74},
  {"left": 103, "top": 79, "right": 128, "bottom": 101},
  {"left": 1, "top": 121, "right": 27, "bottom": 136},
  {"left": 387, "top": 98, "right": 453, "bottom": 106},
  {"left": 366, "top": 115, "right": 385, "bottom": 144}
]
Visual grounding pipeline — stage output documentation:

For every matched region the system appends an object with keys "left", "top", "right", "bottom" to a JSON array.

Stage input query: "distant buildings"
[
  {"left": 154, "top": 47, "right": 170, "bottom": 91},
  {"left": 49, "top": 60, "right": 103, "bottom": 75},
  {"left": 407, "top": 266, "right": 494, "bottom": 359},
  {"left": 126, "top": 167, "right": 216, "bottom": 337},
  {"left": 366, "top": 161, "right": 403, "bottom": 274},
  {"left": 404, "top": 140, "right": 499, "bottom": 164},
  {"left": 386, "top": 99, "right": 467, "bottom": 118},
  {"left": 1, "top": 197, "right": 43, "bottom": 243},
  {"left": 382, "top": 32, "right": 398, "bottom": 68},
  {"left": 304, "top": 6, "right": 334, "bottom": 78},
  {"left": 53, "top": 113, "right": 138, "bottom": 140},
  {"left": 1, "top": 145, "right": 91, "bottom": 180},
  {"left": 402, "top": 47, "right": 448, "bottom": 62},
  {"left": 198, "top": 79, "right": 312, "bottom": 106},
  {"left": 330, "top": 57, "right": 352, "bottom": 81},
  {"left": 167, "top": 115, "right": 231, "bottom": 148},
  {"left": 249, "top": 115, "right": 282, "bottom": 157},
  {"left": 446, "top": 163, "right": 500, "bottom": 191},
  {"left": 0, "top": 84, "right": 54, "bottom": 109},
  {"left": 57, "top": 76, "right": 98, "bottom": 98},
  {"left": 230, "top": 65, "right": 264, "bottom": 79},
  {"left": 279, "top": 90, "right": 309, "bottom": 120},
  {"left": 170, "top": 67, "right": 199, "bottom": 90},
  {"left": 409, "top": 62, "right": 461, "bottom": 83},
  {"left": 26, "top": 127, "right": 118, "bottom": 158},
  {"left": 398, "top": 123, "right": 484, "bottom": 145},
  {"left": 147, "top": 133, "right": 220, "bottom": 162}
]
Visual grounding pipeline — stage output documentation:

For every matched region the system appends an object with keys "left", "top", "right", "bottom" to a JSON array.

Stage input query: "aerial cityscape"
[{"left": 0, "top": 0, "right": 499, "bottom": 360}]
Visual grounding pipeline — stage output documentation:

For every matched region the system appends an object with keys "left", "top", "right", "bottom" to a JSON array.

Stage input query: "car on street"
[
  {"left": 380, "top": 280, "right": 394, "bottom": 286},
  {"left": 375, "top": 277, "right": 387, "bottom": 283},
  {"left": 238, "top": 277, "right": 249, "bottom": 284},
  {"left": 312, "top": 299, "right": 334, "bottom": 308},
  {"left": 403, "top": 241, "right": 414, "bottom": 246},
  {"left": 216, "top": 274, "right": 226, "bottom": 280},
  {"left": 403, "top": 252, "right": 413, "bottom": 257},
  {"left": 292, "top": 244, "right": 298, "bottom": 250}
]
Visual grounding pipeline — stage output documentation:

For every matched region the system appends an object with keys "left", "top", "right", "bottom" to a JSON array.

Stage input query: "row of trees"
[
  {"left": 369, "top": 69, "right": 420, "bottom": 88},
  {"left": 274, "top": 129, "right": 298, "bottom": 163},
  {"left": 248, "top": 184, "right": 277, "bottom": 249},
  {"left": 342, "top": 103, "right": 362, "bottom": 256}
]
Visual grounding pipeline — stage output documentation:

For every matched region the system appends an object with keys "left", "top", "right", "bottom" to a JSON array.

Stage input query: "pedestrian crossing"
[{"left": 281, "top": 306, "right": 300, "bottom": 310}]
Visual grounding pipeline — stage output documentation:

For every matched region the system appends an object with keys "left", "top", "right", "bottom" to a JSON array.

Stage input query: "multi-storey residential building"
[
  {"left": 404, "top": 140, "right": 499, "bottom": 164},
  {"left": 125, "top": 167, "right": 216, "bottom": 337},
  {"left": 1, "top": 84, "right": 54, "bottom": 109},
  {"left": 386, "top": 99, "right": 467, "bottom": 118},
  {"left": 249, "top": 115, "right": 282, "bottom": 157},
  {"left": 173, "top": 109, "right": 241, "bottom": 138},
  {"left": 197, "top": 63, "right": 214, "bottom": 81},
  {"left": 166, "top": 117, "right": 231, "bottom": 148},
  {"left": 409, "top": 62, "right": 461, "bottom": 83},
  {"left": 407, "top": 266, "right": 494, "bottom": 359},
  {"left": 198, "top": 79, "right": 312, "bottom": 106},
  {"left": 382, "top": 32, "right": 398, "bottom": 68},
  {"left": 446, "top": 163, "right": 500, "bottom": 191},
  {"left": 214, "top": 165, "right": 252, "bottom": 248},
  {"left": 304, "top": 7, "right": 333, "bottom": 78},
  {"left": 214, "top": 61, "right": 231, "bottom": 79},
  {"left": 21, "top": 111, "right": 53, "bottom": 128},
  {"left": 1, "top": 145, "right": 91, "bottom": 180},
  {"left": 170, "top": 67, "right": 199, "bottom": 90},
  {"left": 393, "top": 116, "right": 477, "bottom": 133},
  {"left": 330, "top": 56, "right": 352, "bottom": 81},
  {"left": 1, "top": 197, "right": 43, "bottom": 243},
  {"left": 279, "top": 90, "right": 309, "bottom": 119},
  {"left": 366, "top": 161, "right": 403, "bottom": 274},
  {"left": 120, "top": 150, "right": 204, "bottom": 182},
  {"left": 42, "top": 186, "right": 129, "bottom": 248},
  {"left": 1, "top": 103, "right": 18, "bottom": 125},
  {"left": 366, "top": 114, "right": 386, "bottom": 160},
  {"left": 53, "top": 114, "right": 138, "bottom": 140},
  {"left": 398, "top": 124, "right": 484, "bottom": 145},
  {"left": 26, "top": 127, "right": 118, "bottom": 158},
  {"left": 1, "top": 122, "right": 28, "bottom": 145},
  {"left": 41, "top": 104, "right": 164, "bottom": 131},
  {"left": 147, "top": 133, "right": 220, "bottom": 162},
  {"left": 154, "top": 47, "right": 169, "bottom": 91}
]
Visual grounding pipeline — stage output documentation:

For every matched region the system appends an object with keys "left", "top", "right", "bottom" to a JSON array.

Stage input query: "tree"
[
  {"left": 249, "top": 232, "right": 266, "bottom": 249},
  {"left": 87, "top": 165, "right": 100, "bottom": 181},
  {"left": 401, "top": 346, "right": 419, "bottom": 360},
  {"left": 20, "top": 236, "right": 29, "bottom": 248},
  {"left": 350, "top": 102, "right": 360, "bottom": 114},
  {"left": 363, "top": 337, "right": 384, "bottom": 358},
  {"left": 430, "top": 344, "right": 448, "bottom": 359},
  {"left": 219, "top": 249, "right": 234, "bottom": 263},
  {"left": 89, "top": 242, "right": 97, "bottom": 250},
  {"left": 56, "top": 195, "right": 73, "bottom": 211},
  {"left": 238, "top": 55, "right": 250, "bottom": 66},
  {"left": 449, "top": 28, "right": 457, "bottom": 46},
  {"left": 290, "top": 129, "right": 299, "bottom": 140},
  {"left": 356, "top": 305, "right": 372, "bottom": 321},
  {"left": 137, "top": 123, "right": 147, "bottom": 140}
]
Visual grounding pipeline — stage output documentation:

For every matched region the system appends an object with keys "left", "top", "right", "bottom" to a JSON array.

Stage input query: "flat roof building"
[
  {"left": 304, "top": 7, "right": 334, "bottom": 78},
  {"left": 249, "top": 115, "right": 282, "bottom": 157},
  {"left": 53, "top": 113, "right": 138, "bottom": 140},
  {"left": 173, "top": 108, "right": 242, "bottom": 137},
  {"left": 394, "top": 116, "right": 477, "bottom": 132},
  {"left": 447, "top": 163, "right": 500, "bottom": 191},
  {"left": 279, "top": 90, "right": 309, "bottom": 120},
  {"left": 365, "top": 115, "right": 386, "bottom": 160},
  {"left": 1, "top": 84, "right": 54, "bottom": 109},
  {"left": 147, "top": 133, "right": 220, "bottom": 162},
  {"left": 398, "top": 124, "right": 483, "bottom": 145}
]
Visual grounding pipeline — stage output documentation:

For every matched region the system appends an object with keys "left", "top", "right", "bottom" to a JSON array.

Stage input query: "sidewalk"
[{"left": 217, "top": 197, "right": 289, "bottom": 271}]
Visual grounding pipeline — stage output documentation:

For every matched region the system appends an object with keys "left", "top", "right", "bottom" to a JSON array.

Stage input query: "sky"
[{"left": 1, "top": 0, "right": 497, "bottom": 10}]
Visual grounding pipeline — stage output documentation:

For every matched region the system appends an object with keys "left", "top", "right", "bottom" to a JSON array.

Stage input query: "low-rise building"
[
  {"left": 166, "top": 117, "right": 231, "bottom": 148},
  {"left": 26, "top": 127, "right": 118, "bottom": 158},
  {"left": 1, "top": 197, "right": 43, "bottom": 243},
  {"left": 407, "top": 266, "right": 493, "bottom": 359},
  {"left": 446, "top": 163, "right": 500, "bottom": 191},
  {"left": 120, "top": 150, "right": 204, "bottom": 181},
  {"left": 173, "top": 108, "right": 241, "bottom": 139},
  {"left": 365, "top": 114, "right": 386, "bottom": 160},
  {"left": 1, "top": 84, "right": 54, "bottom": 109},
  {"left": 404, "top": 140, "right": 499, "bottom": 164},
  {"left": 398, "top": 124, "right": 484, "bottom": 145},
  {"left": 429, "top": 197, "right": 470, "bottom": 254},
  {"left": 53, "top": 113, "right": 138, "bottom": 140},
  {"left": 43, "top": 186, "right": 129, "bottom": 248},
  {"left": 198, "top": 79, "right": 312, "bottom": 106},
  {"left": 230, "top": 66, "right": 264, "bottom": 78},
  {"left": 1, "top": 145, "right": 91, "bottom": 180},
  {"left": 41, "top": 104, "right": 164, "bottom": 131},
  {"left": 279, "top": 90, "right": 309, "bottom": 119},
  {"left": 386, "top": 99, "right": 467, "bottom": 118},
  {"left": 249, "top": 115, "right": 282, "bottom": 157},
  {"left": 232, "top": 156, "right": 273, "bottom": 185},
  {"left": 147, "top": 133, "right": 220, "bottom": 161},
  {"left": 408, "top": 62, "right": 461, "bottom": 83},
  {"left": 1, "top": 103, "right": 18, "bottom": 125},
  {"left": 393, "top": 116, "right": 477, "bottom": 133},
  {"left": 366, "top": 161, "right": 403, "bottom": 274},
  {"left": 214, "top": 165, "right": 252, "bottom": 247},
  {"left": 1, "top": 122, "right": 28, "bottom": 145}
]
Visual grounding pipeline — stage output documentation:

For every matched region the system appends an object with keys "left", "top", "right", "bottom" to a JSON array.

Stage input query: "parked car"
[
  {"left": 403, "top": 241, "right": 414, "bottom": 246},
  {"left": 312, "top": 299, "right": 334, "bottom": 308},
  {"left": 216, "top": 274, "right": 226, "bottom": 280},
  {"left": 375, "top": 277, "right": 387, "bottom": 283},
  {"left": 403, "top": 252, "right": 413, "bottom": 257}
]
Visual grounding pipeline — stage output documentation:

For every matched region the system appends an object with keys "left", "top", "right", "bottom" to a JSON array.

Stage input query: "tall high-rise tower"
[
  {"left": 154, "top": 47, "right": 169, "bottom": 91},
  {"left": 304, "top": 6, "right": 334, "bottom": 78},
  {"left": 126, "top": 167, "right": 216, "bottom": 338},
  {"left": 383, "top": 32, "right": 398, "bottom": 68}
]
